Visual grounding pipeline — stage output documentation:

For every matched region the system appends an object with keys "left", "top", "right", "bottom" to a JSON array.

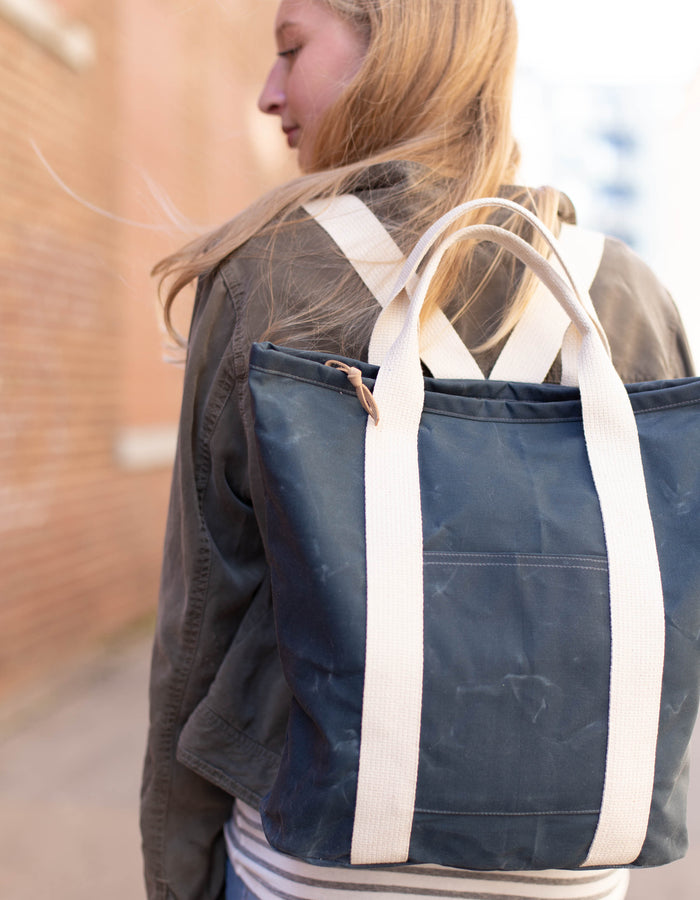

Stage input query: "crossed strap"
[{"left": 303, "top": 194, "right": 605, "bottom": 384}]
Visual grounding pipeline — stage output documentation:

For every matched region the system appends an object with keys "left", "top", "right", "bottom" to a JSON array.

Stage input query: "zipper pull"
[{"left": 325, "top": 360, "right": 380, "bottom": 425}]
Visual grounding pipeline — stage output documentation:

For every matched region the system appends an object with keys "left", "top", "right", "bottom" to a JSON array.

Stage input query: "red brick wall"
[{"left": 0, "top": 0, "right": 293, "bottom": 699}]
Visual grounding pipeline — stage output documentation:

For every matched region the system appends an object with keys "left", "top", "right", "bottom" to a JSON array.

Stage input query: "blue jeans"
[{"left": 225, "top": 860, "right": 259, "bottom": 900}]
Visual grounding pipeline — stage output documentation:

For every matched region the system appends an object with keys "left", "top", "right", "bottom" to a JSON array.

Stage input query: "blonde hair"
[{"left": 155, "top": 0, "right": 561, "bottom": 352}]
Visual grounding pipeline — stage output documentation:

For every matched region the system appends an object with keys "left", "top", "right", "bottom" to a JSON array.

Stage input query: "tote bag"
[{"left": 247, "top": 198, "right": 700, "bottom": 872}]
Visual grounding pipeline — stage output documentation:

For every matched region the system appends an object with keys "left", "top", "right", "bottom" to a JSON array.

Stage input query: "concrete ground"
[{"left": 0, "top": 633, "right": 697, "bottom": 900}]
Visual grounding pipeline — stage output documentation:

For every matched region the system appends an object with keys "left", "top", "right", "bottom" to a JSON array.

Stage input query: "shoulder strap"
[
  {"left": 303, "top": 195, "right": 605, "bottom": 383},
  {"left": 303, "top": 196, "right": 484, "bottom": 379},
  {"left": 489, "top": 223, "right": 606, "bottom": 382}
]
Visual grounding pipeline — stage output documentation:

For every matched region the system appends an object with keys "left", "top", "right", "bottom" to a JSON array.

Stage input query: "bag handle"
[
  {"left": 488, "top": 222, "right": 605, "bottom": 384},
  {"left": 372, "top": 196, "right": 610, "bottom": 358},
  {"left": 390, "top": 223, "right": 594, "bottom": 363},
  {"left": 351, "top": 216, "right": 665, "bottom": 871},
  {"left": 303, "top": 196, "right": 484, "bottom": 379},
  {"left": 305, "top": 195, "right": 606, "bottom": 383}
]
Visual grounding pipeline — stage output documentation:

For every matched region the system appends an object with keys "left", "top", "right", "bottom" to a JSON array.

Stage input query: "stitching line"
[
  {"left": 414, "top": 808, "right": 600, "bottom": 817},
  {"left": 250, "top": 362, "right": 700, "bottom": 422}
]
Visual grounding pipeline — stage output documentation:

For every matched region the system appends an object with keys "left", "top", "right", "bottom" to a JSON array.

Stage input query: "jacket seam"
[
  {"left": 220, "top": 266, "right": 252, "bottom": 386},
  {"left": 189, "top": 703, "right": 283, "bottom": 768},
  {"left": 177, "top": 746, "right": 266, "bottom": 807},
  {"left": 149, "top": 279, "right": 241, "bottom": 885}
]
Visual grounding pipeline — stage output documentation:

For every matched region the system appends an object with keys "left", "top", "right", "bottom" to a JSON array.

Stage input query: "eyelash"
[{"left": 278, "top": 47, "right": 300, "bottom": 59}]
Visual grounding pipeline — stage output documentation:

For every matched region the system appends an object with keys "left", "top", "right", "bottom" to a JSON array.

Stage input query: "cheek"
[
  {"left": 286, "top": 71, "right": 335, "bottom": 128},
  {"left": 294, "top": 41, "right": 365, "bottom": 123}
]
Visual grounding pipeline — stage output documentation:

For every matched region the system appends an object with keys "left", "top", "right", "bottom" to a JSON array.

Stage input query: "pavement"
[{"left": 0, "top": 632, "right": 698, "bottom": 900}]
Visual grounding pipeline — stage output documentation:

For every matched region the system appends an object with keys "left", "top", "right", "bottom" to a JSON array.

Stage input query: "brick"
[{"left": 0, "top": 0, "right": 290, "bottom": 699}]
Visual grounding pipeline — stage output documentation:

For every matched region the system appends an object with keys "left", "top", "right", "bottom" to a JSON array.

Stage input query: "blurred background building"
[
  {"left": 1, "top": 0, "right": 699, "bottom": 701},
  {"left": 0, "top": 0, "right": 292, "bottom": 702},
  {"left": 513, "top": 0, "right": 700, "bottom": 352}
]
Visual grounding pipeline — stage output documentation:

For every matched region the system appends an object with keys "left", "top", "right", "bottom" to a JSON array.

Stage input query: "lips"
[{"left": 283, "top": 126, "right": 300, "bottom": 148}]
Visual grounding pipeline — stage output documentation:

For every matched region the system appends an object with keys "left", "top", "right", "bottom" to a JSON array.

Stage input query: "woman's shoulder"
[
  {"left": 590, "top": 233, "right": 694, "bottom": 381},
  {"left": 538, "top": 187, "right": 692, "bottom": 380},
  {"left": 210, "top": 163, "right": 417, "bottom": 350},
  {"left": 195, "top": 174, "right": 693, "bottom": 382}
]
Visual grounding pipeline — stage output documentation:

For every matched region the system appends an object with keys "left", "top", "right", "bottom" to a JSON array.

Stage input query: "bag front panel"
[{"left": 249, "top": 346, "right": 700, "bottom": 869}]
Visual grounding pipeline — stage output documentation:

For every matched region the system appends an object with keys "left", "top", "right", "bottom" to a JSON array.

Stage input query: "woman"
[{"left": 140, "top": 2, "right": 693, "bottom": 899}]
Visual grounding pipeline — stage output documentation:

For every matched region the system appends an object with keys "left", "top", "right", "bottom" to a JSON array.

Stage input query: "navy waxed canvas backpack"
[{"left": 248, "top": 198, "right": 700, "bottom": 871}]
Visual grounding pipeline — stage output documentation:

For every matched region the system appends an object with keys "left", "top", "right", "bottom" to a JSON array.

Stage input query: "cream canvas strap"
[
  {"left": 350, "top": 198, "right": 665, "bottom": 869},
  {"left": 303, "top": 195, "right": 605, "bottom": 384},
  {"left": 303, "top": 196, "right": 483, "bottom": 379},
  {"left": 489, "top": 222, "right": 605, "bottom": 383}
]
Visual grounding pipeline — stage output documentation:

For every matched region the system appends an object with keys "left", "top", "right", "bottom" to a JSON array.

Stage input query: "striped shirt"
[{"left": 225, "top": 802, "right": 630, "bottom": 900}]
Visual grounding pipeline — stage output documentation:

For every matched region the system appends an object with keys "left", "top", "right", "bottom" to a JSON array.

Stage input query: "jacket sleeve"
[
  {"left": 140, "top": 270, "right": 269, "bottom": 900},
  {"left": 591, "top": 237, "right": 695, "bottom": 381}
]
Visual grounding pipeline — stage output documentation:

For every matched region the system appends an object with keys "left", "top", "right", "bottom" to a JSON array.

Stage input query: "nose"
[{"left": 258, "top": 60, "right": 285, "bottom": 115}]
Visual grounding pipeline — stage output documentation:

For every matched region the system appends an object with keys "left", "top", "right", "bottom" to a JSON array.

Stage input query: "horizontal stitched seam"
[
  {"left": 424, "top": 552, "right": 606, "bottom": 563},
  {"left": 424, "top": 407, "right": 582, "bottom": 424},
  {"left": 249, "top": 363, "right": 355, "bottom": 393},
  {"left": 250, "top": 362, "right": 700, "bottom": 421},
  {"left": 249, "top": 365, "right": 582, "bottom": 423},
  {"left": 198, "top": 704, "right": 282, "bottom": 766},
  {"left": 177, "top": 747, "right": 261, "bottom": 806},
  {"left": 415, "top": 808, "right": 600, "bottom": 817},
  {"left": 424, "top": 560, "right": 607, "bottom": 572},
  {"left": 631, "top": 395, "right": 700, "bottom": 415}
]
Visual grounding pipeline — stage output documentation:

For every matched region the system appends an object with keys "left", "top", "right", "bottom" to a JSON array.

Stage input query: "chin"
[
  {"left": 296, "top": 134, "right": 319, "bottom": 173},
  {"left": 297, "top": 150, "right": 312, "bottom": 172}
]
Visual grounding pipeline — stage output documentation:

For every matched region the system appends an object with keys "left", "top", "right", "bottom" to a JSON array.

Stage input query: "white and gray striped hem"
[{"left": 224, "top": 802, "right": 630, "bottom": 900}]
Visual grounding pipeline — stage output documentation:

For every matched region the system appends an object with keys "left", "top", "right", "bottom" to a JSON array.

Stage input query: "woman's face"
[{"left": 258, "top": 0, "right": 367, "bottom": 170}]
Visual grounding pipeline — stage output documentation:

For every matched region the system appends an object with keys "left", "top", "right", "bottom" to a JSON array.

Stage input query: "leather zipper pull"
[{"left": 325, "top": 360, "right": 380, "bottom": 425}]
